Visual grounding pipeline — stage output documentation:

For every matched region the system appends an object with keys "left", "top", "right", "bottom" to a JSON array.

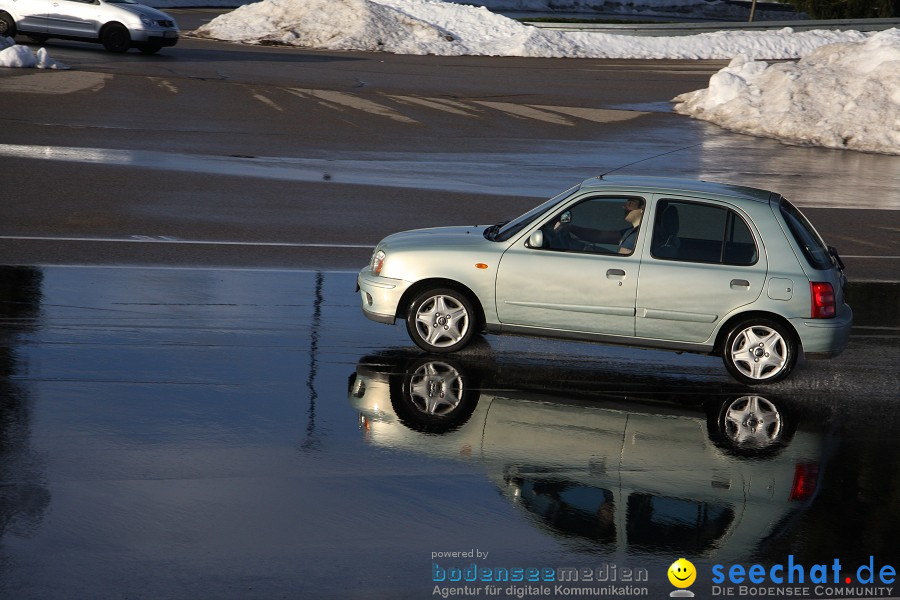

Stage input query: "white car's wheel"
[
  {"left": 0, "top": 12, "right": 17, "bottom": 38},
  {"left": 405, "top": 288, "right": 475, "bottom": 353},
  {"left": 723, "top": 318, "right": 797, "bottom": 384},
  {"left": 101, "top": 23, "right": 130, "bottom": 53}
]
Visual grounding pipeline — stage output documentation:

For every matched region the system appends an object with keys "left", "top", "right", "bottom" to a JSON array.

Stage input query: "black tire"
[
  {"left": 101, "top": 23, "right": 130, "bottom": 53},
  {"left": 722, "top": 318, "right": 797, "bottom": 385},
  {"left": 405, "top": 287, "right": 476, "bottom": 353},
  {"left": 0, "top": 12, "right": 17, "bottom": 38}
]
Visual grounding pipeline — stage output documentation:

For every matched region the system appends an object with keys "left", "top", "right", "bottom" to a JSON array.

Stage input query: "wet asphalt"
[{"left": 1, "top": 265, "right": 898, "bottom": 599}]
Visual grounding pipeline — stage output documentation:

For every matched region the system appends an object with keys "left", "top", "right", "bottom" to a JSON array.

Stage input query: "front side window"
[
  {"left": 651, "top": 200, "right": 758, "bottom": 265},
  {"left": 538, "top": 196, "right": 646, "bottom": 255}
]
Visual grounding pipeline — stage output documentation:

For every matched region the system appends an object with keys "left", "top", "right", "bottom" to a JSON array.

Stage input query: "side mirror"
[{"left": 527, "top": 230, "right": 544, "bottom": 248}]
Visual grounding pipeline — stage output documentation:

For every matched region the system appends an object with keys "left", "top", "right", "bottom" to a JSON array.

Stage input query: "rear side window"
[
  {"left": 651, "top": 200, "right": 758, "bottom": 265},
  {"left": 780, "top": 199, "right": 832, "bottom": 270}
]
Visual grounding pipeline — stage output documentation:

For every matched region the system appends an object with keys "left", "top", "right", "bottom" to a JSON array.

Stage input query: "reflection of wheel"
[
  {"left": 390, "top": 357, "right": 479, "bottom": 434},
  {"left": 406, "top": 288, "right": 476, "bottom": 353},
  {"left": 101, "top": 23, "right": 131, "bottom": 53},
  {"left": 406, "top": 360, "right": 465, "bottom": 416},
  {"left": 722, "top": 318, "right": 797, "bottom": 384},
  {"left": 708, "top": 395, "right": 795, "bottom": 458},
  {"left": 722, "top": 396, "right": 783, "bottom": 448},
  {"left": 0, "top": 12, "right": 17, "bottom": 38}
]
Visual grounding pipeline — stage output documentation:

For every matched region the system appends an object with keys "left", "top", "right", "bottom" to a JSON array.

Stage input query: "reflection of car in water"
[{"left": 348, "top": 349, "right": 830, "bottom": 560}]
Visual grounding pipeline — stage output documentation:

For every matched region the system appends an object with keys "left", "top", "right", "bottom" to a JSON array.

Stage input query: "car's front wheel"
[
  {"left": 722, "top": 318, "right": 797, "bottom": 384},
  {"left": 405, "top": 288, "right": 476, "bottom": 353},
  {"left": 0, "top": 12, "right": 17, "bottom": 38},
  {"left": 101, "top": 23, "right": 130, "bottom": 53}
]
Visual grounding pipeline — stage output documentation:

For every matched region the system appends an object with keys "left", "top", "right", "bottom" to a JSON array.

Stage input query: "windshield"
[{"left": 488, "top": 185, "right": 579, "bottom": 242}]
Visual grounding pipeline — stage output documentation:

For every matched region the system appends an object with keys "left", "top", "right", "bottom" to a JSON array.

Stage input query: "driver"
[{"left": 554, "top": 198, "right": 645, "bottom": 254}]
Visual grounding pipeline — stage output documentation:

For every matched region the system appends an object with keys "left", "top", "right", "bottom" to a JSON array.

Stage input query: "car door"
[
  {"left": 635, "top": 196, "right": 767, "bottom": 343},
  {"left": 46, "top": 0, "right": 100, "bottom": 37},
  {"left": 9, "top": 0, "right": 50, "bottom": 33},
  {"left": 495, "top": 194, "right": 645, "bottom": 337}
]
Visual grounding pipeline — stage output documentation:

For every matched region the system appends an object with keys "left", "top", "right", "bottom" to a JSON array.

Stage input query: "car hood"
[
  {"left": 112, "top": 2, "right": 176, "bottom": 22},
  {"left": 380, "top": 226, "right": 491, "bottom": 250}
]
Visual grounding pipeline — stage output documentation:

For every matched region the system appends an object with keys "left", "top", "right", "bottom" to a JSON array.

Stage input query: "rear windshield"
[{"left": 779, "top": 199, "right": 832, "bottom": 270}]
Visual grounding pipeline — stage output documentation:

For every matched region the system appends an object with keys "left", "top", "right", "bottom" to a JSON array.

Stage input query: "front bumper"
[
  {"left": 357, "top": 268, "right": 411, "bottom": 325},
  {"left": 792, "top": 304, "right": 853, "bottom": 358},
  {"left": 131, "top": 28, "right": 179, "bottom": 46}
]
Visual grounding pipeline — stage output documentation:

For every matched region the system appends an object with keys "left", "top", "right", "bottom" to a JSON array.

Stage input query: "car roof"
[{"left": 578, "top": 175, "right": 779, "bottom": 204}]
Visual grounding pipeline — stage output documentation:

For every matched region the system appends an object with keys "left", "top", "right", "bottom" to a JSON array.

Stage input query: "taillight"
[
  {"left": 789, "top": 463, "right": 820, "bottom": 501},
  {"left": 810, "top": 282, "right": 835, "bottom": 318}
]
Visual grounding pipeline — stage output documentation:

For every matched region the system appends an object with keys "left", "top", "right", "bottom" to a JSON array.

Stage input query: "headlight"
[
  {"left": 139, "top": 15, "right": 154, "bottom": 27},
  {"left": 371, "top": 250, "right": 386, "bottom": 275}
]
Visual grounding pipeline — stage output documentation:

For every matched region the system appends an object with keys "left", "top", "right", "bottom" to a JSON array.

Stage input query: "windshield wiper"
[
  {"left": 829, "top": 245, "right": 845, "bottom": 271},
  {"left": 483, "top": 223, "right": 500, "bottom": 241},
  {"left": 484, "top": 221, "right": 511, "bottom": 241}
]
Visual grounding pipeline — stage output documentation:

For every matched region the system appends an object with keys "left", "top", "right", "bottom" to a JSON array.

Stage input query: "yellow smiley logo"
[{"left": 668, "top": 558, "right": 697, "bottom": 588}]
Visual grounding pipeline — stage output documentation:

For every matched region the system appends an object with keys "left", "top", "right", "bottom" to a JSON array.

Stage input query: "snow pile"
[
  {"left": 194, "top": 0, "right": 861, "bottom": 60},
  {"left": 0, "top": 36, "right": 68, "bottom": 69},
  {"left": 194, "top": 0, "right": 545, "bottom": 55},
  {"left": 674, "top": 29, "right": 900, "bottom": 155}
]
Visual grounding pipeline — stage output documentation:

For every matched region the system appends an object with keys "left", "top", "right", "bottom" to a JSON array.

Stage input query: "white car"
[
  {"left": 0, "top": 0, "right": 178, "bottom": 53},
  {"left": 357, "top": 176, "right": 852, "bottom": 385}
]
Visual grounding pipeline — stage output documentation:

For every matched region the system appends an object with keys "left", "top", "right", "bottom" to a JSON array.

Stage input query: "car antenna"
[{"left": 598, "top": 142, "right": 703, "bottom": 178}]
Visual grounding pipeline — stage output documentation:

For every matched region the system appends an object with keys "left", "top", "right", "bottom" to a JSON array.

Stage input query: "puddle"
[{"left": 0, "top": 266, "right": 898, "bottom": 598}]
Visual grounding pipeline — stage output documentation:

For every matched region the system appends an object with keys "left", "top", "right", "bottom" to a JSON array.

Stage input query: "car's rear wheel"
[
  {"left": 0, "top": 12, "right": 17, "bottom": 38},
  {"left": 405, "top": 288, "right": 475, "bottom": 353},
  {"left": 101, "top": 23, "right": 130, "bottom": 53},
  {"left": 722, "top": 318, "right": 797, "bottom": 384}
]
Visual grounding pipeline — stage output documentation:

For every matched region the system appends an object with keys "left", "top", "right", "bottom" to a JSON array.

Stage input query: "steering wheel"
[{"left": 544, "top": 223, "right": 582, "bottom": 250}]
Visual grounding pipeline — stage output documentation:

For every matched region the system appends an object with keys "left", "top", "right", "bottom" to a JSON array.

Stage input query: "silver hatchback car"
[
  {"left": 357, "top": 177, "right": 852, "bottom": 384},
  {"left": 0, "top": 0, "right": 178, "bottom": 53}
]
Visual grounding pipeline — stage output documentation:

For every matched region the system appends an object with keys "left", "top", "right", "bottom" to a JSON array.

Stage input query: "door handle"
[
  {"left": 606, "top": 269, "right": 626, "bottom": 279},
  {"left": 730, "top": 279, "right": 751, "bottom": 289}
]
